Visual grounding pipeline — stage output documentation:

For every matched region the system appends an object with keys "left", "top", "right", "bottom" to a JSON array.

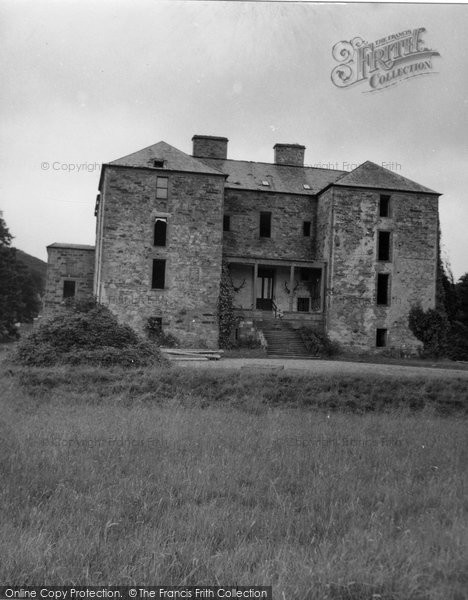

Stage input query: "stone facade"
[
  {"left": 44, "top": 135, "right": 441, "bottom": 352},
  {"left": 223, "top": 189, "right": 316, "bottom": 261},
  {"left": 319, "top": 186, "right": 438, "bottom": 351},
  {"left": 94, "top": 165, "right": 224, "bottom": 347},
  {"left": 44, "top": 244, "right": 95, "bottom": 311}
]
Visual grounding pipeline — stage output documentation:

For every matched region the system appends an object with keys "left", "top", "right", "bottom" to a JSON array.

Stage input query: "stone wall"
[
  {"left": 324, "top": 186, "right": 438, "bottom": 351},
  {"left": 44, "top": 246, "right": 95, "bottom": 311},
  {"left": 97, "top": 166, "right": 225, "bottom": 348},
  {"left": 223, "top": 189, "right": 317, "bottom": 261}
]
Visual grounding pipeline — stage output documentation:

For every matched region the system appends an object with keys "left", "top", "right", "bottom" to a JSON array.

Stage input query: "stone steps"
[{"left": 260, "top": 320, "right": 309, "bottom": 357}]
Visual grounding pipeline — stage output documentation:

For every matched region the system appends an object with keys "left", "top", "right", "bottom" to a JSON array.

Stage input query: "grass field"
[{"left": 1, "top": 364, "right": 467, "bottom": 599}]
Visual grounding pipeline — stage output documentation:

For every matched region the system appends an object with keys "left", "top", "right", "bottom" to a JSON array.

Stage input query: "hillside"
[{"left": 15, "top": 249, "right": 47, "bottom": 294}]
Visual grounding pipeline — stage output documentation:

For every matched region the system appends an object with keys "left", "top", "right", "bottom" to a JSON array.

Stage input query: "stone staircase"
[{"left": 259, "top": 319, "right": 311, "bottom": 358}]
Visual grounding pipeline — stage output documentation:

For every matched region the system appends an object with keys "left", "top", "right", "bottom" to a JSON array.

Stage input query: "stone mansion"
[{"left": 44, "top": 135, "right": 440, "bottom": 351}]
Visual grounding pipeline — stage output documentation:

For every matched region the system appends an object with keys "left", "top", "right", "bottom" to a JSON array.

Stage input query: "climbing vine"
[{"left": 217, "top": 260, "right": 236, "bottom": 348}]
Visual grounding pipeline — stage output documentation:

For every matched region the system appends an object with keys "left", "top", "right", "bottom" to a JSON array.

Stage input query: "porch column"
[
  {"left": 289, "top": 265, "right": 295, "bottom": 312},
  {"left": 252, "top": 262, "right": 258, "bottom": 310},
  {"left": 320, "top": 265, "right": 326, "bottom": 312}
]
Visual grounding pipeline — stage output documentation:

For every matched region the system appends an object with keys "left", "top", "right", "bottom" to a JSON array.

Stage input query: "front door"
[{"left": 256, "top": 268, "right": 274, "bottom": 310}]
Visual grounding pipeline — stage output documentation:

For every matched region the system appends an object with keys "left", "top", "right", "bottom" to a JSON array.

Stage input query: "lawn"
[{"left": 1, "top": 364, "right": 467, "bottom": 599}]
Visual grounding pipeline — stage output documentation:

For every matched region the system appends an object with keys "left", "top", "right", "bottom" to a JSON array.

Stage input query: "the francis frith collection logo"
[{"left": 331, "top": 28, "right": 440, "bottom": 92}]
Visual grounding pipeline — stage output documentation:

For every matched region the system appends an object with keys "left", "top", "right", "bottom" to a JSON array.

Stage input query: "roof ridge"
[{"left": 201, "top": 156, "right": 348, "bottom": 174}]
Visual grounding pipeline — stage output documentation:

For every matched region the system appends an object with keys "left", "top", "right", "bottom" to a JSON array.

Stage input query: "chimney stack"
[
  {"left": 274, "top": 143, "right": 305, "bottom": 166},
  {"left": 192, "top": 135, "right": 228, "bottom": 160}
]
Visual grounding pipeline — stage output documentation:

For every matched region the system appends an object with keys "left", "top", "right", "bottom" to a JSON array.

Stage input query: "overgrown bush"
[
  {"left": 408, "top": 305, "right": 448, "bottom": 358},
  {"left": 299, "top": 328, "right": 341, "bottom": 357},
  {"left": 233, "top": 336, "right": 262, "bottom": 350},
  {"left": 13, "top": 303, "right": 163, "bottom": 367}
]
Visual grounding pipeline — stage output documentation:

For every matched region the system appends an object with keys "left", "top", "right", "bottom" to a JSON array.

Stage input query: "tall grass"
[{"left": 1, "top": 366, "right": 467, "bottom": 599}]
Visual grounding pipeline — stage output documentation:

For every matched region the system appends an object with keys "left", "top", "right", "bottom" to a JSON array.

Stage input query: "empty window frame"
[
  {"left": 377, "top": 231, "right": 392, "bottom": 262},
  {"left": 154, "top": 217, "right": 167, "bottom": 246},
  {"left": 153, "top": 160, "right": 165, "bottom": 168},
  {"left": 151, "top": 259, "right": 166, "bottom": 289},
  {"left": 303, "top": 221, "right": 311, "bottom": 237},
  {"left": 379, "top": 194, "right": 391, "bottom": 217},
  {"left": 376, "top": 273, "right": 390, "bottom": 305},
  {"left": 376, "top": 328, "right": 388, "bottom": 347},
  {"left": 223, "top": 214, "right": 231, "bottom": 232},
  {"left": 259, "top": 212, "right": 271, "bottom": 238},
  {"left": 156, "top": 177, "right": 168, "bottom": 199},
  {"left": 297, "top": 297, "right": 310, "bottom": 312},
  {"left": 149, "top": 316, "right": 162, "bottom": 333},
  {"left": 63, "top": 280, "right": 76, "bottom": 299}
]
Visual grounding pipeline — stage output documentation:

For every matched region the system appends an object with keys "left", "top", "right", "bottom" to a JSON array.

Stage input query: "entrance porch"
[{"left": 226, "top": 256, "right": 326, "bottom": 325}]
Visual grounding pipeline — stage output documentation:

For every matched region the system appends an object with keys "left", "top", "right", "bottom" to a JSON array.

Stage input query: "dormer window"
[
  {"left": 153, "top": 159, "right": 165, "bottom": 168},
  {"left": 261, "top": 180, "right": 270, "bottom": 187}
]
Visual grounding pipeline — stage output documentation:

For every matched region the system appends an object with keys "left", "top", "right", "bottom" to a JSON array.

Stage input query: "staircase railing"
[{"left": 271, "top": 299, "right": 283, "bottom": 319}]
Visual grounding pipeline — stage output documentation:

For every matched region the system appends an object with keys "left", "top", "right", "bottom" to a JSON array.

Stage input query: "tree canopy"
[{"left": 0, "top": 217, "right": 41, "bottom": 341}]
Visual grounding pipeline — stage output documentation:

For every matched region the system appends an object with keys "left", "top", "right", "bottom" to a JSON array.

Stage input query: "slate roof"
[
  {"left": 105, "top": 143, "right": 438, "bottom": 196},
  {"left": 333, "top": 161, "right": 439, "bottom": 195},
  {"left": 47, "top": 243, "right": 95, "bottom": 250},
  {"left": 109, "top": 141, "right": 223, "bottom": 176},
  {"left": 200, "top": 158, "right": 347, "bottom": 195}
]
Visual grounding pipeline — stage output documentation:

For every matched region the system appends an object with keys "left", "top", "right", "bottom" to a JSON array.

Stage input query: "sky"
[{"left": 1, "top": 0, "right": 467, "bottom": 279}]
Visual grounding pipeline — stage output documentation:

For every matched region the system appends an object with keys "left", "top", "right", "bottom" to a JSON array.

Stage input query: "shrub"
[
  {"left": 13, "top": 303, "right": 163, "bottom": 367},
  {"left": 408, "top": 305, "right": 448, "bottom": 358},
  {"left": 299, "top": 328, "right": 341, "bottom": 357},
  {"left": 233, "top": 337, "right": 262, "bottom": 350}
]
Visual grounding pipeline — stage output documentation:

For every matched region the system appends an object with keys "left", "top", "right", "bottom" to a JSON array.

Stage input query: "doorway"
[{"left": 256, "top": 267, "right": 275, "bottom": 310}]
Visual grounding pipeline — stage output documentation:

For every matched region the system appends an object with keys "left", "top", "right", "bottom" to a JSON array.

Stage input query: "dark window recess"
[
  {"left": 380, "top": 194, "right": 391, "bottom": 217},
  {"left": 152, "top": 259, "right": 166, "bottom": 289},
  {"left": 259, "top": 212, "right": 271, "bottom": 238},
  {"left": 63, "top": 280, "right": 76, "bottom": 299},
  {"left": 377, "top": 273, "right": 390, "bottom": 305},
  {"left": 378, "top": 231, "right": 391, "bottom": 261},
  {"left": 149, "top": 317, "right": 162, "bottom": 333},
  {"left": 156, "top": 177, "right": 168, "bottom": 199},
  {"left": 303, "top": 221, "right": 311, "bottom": 237},
  {"left": 376, "top": 328, "right": 388, "bottom": 347},
  {"left": 154, "top": 217, "right": 167, "bottom": 246},
  {"left": 223, "top": 215, "right": 230, "bottom": 232},
  {"left": 153, "top": 160, "right": 165, "bottom": 168},
  {"left": 297, "top": 297, "right": 310, "bottom": 312},
  {"left": 300, "top": 267, "right": 312, "bottom": 281}
]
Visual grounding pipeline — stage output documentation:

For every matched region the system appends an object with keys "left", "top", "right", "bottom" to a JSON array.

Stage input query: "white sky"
[{"left": 1, "top": 1, "right": 467, "bottom": 279}]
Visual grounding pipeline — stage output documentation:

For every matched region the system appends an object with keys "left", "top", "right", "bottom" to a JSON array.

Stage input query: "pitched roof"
[
  {"left": 200, "top": 158, "right": 347, "bottom": 195},
  {"left": 109, "top": 141, "right": 223, "bottom": 175},
  {"left": 47, "top": 243, "right": 95, "bottom": 250},
  {"left": 333, "top": 161, "right": 439, "bottom": 195},
  {"left": 105, "top": 143, "right": 438, "bottom": 196}
]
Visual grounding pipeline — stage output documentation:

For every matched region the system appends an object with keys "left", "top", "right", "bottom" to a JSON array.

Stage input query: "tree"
[
  {"left": 0, "top": 217, "right": 41, "bottom": 341},
  {"left": 448, "top": 273, "right": 468, "bottom": 360}
]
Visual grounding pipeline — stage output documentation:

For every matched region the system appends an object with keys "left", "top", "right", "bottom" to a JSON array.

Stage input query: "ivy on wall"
[
  {"left": 217, "top": 260, "right": 236, "bottom": 348},
  {"left": 409, "top": 222, "right": 468, "bottom": 359}
]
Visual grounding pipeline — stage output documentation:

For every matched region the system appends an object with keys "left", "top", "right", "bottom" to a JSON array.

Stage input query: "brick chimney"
[
  {"left": 192, "top": 135, "right": 228, "bottom": 159},
  {"left": 274, "top": 143, "right": 306, "bottom": 166}
]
